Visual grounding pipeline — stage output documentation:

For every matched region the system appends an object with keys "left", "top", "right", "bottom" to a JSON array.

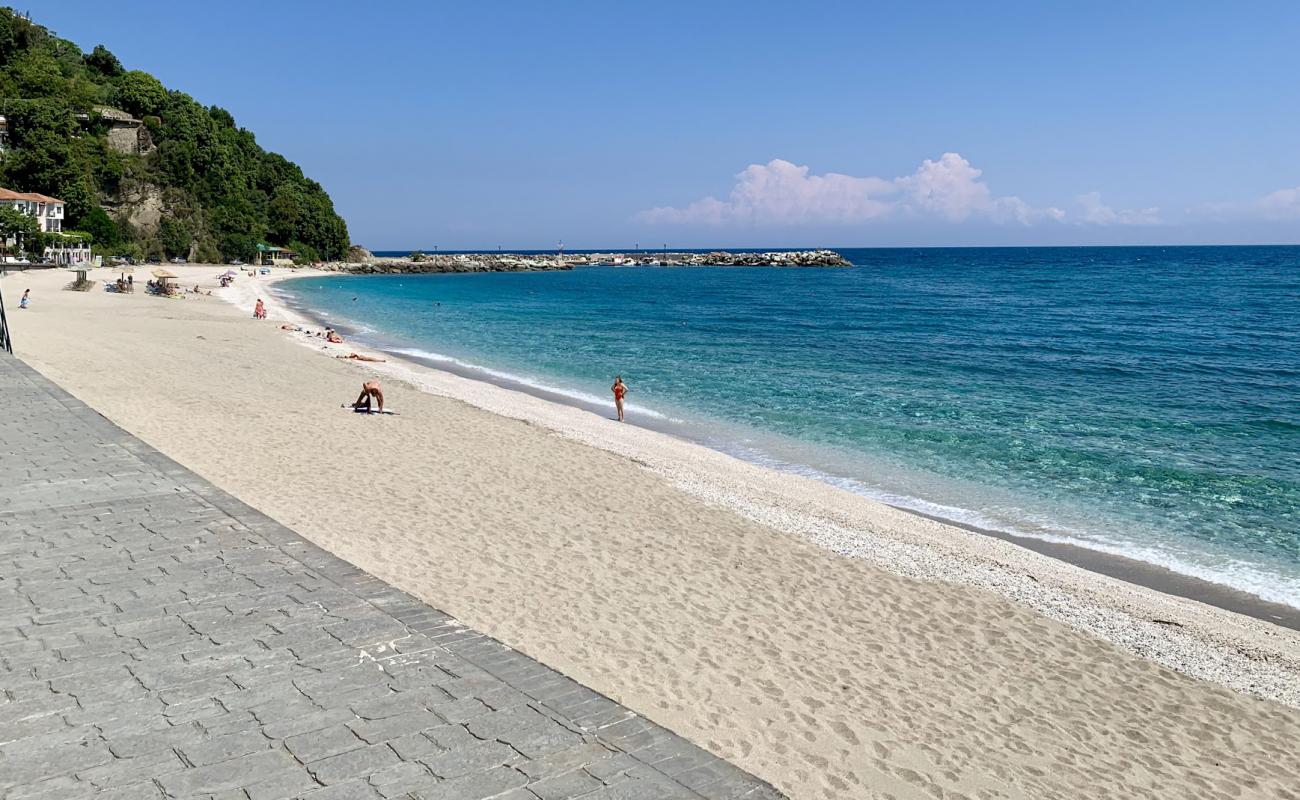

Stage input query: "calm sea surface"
[{"left": 281, "top": 246, "right": 1300, "bottom": 606}]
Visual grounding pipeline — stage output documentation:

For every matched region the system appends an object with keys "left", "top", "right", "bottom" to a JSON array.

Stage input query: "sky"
[{"left": 33, "top": 1, "right": 1300, "bottom": 249}]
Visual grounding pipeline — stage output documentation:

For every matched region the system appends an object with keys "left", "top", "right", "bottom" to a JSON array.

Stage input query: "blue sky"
[{"left": 39, "top": 1, "right": 1300, "bottom": 248}]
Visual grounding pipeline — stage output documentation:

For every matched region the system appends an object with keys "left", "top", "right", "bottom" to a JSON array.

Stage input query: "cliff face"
[{"left": 0, "top": 9, "right": 349, "bottom": 263}]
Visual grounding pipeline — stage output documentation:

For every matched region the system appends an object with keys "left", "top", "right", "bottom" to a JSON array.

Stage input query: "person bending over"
[{"left": 352, "top": 380, "right": 384, "bottom": 413}]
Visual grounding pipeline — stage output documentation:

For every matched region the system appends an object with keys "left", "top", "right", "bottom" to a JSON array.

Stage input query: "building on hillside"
[
  {"left": 93, "top": 107, "right": 152, "bottom": 155},
  {"left": 0, "top": 188, "right": 93, "bottom": 265},
  {"left": 0, "top": 187, "right": 64, "bottom": 234},
  {"left": 0, "top": 115, "right": 10, "bottom": 152},
  {"left": 255, "top": 243, "right": 295, "bottom": 266}
]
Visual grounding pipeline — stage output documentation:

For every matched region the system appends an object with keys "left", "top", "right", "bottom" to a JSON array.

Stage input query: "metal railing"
[{"left": 0, "top": 281, "right": 12, "bottom": 354}]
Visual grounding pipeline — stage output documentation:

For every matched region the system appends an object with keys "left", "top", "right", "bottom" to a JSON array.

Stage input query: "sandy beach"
[{"left": 4, "top": 264, "right": 1299, "bottom": 800}]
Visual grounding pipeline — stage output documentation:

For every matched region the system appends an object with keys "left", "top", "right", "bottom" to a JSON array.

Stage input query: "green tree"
[
  {"left": 84, "top": 44, "right": 123, "bottom": 77},
  {"left": 0, "top": 205, "right": 41, "bottom": 258},
  {"left": 267, "top": 183, "right": 304, "bottom": 244},
  {"left": 114, "top": 70, "right": 167, "bottom": 117},
  {"left": 0, "top": 13, "right": 16, "bottom": 67},
  {"left": 11, "top": 53, "right": 64, "bottom": 96},
  {"left": 81, "top": 205, "right": 120, "bottom": 247},
  {"left": 158, "top": 218, "right": 191, "bottom": 258}
]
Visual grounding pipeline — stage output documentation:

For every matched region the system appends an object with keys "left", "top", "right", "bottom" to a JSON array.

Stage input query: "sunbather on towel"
[{"left": 336, "top": 353, "right": 386, "bottom": 362}]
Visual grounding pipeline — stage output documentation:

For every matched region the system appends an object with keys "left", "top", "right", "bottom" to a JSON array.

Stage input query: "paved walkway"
[{"left": 0, "top": 354, "right": 782, "bottom": 800}]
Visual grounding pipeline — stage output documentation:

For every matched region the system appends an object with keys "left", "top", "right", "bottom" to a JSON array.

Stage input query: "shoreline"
[
  {"left": 271, "top": 272, "right": 1300, "bottom": 630},
  {"left": 235, "top": 268, "right": 1300, "bottom": 706},
  {"left": 5, "top": 264, "right": 1299, "bottom": 798}
]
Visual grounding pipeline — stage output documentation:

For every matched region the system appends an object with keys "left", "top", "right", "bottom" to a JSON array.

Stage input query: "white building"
[
  {"left": 0, "top": 187, "right": 93, "bottom": 265},
  {"left": 0, "top": 187, "right": 65, "bottom": 234}
]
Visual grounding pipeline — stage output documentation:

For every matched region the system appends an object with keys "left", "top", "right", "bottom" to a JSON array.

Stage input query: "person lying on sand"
[
  {"left": 336, "top": 353, "right": 386, "bottom": 362},
  {"left": 280, "top": 324, "right": 302, "bottom": 331},
  {"left": 352, "top": 380, "right": 384, "bottom": 413}
]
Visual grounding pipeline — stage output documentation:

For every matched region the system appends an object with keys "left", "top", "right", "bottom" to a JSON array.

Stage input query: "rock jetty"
[
  {"left": 319, "top": 249, "right": 850, "bottom": 274},
  {"left": 576, "top": 249, "right": 851, "bottom": 267}
]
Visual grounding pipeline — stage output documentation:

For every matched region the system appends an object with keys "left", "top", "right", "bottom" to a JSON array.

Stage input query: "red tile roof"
[{"left": 0, "top": 187, "right": 64, "bottom": 204}]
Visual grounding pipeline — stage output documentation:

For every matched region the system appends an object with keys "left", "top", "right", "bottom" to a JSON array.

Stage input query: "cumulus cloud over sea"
[{"left": 636, "top": 154, "right": 1178, "bottom": 228}]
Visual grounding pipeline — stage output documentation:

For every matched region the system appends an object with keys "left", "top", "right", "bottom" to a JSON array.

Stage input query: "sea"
[{"left": 277, "top": 246, "right": 1300, "bottom": 608}]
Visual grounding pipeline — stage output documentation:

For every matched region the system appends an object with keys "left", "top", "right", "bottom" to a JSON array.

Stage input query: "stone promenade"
[{"left": 0, "top": 353, "right": 782, "bottom": 800}]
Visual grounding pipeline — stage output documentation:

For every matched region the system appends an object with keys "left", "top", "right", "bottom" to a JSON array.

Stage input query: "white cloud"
[
  {"left": 1075, "top": 191, "right": 1161, "bottom": 226},
  {"left": 639, "top": 159, "right": 895, "bottom": 225},
  {"left": 896, "top": 153, "right": 1063, "bottom": 223},
  {"left": 1256, "top": 186, "right": 1300, "bottom": 220},
  {"left": 638, "top": 153, "right": 1061, "bottom": 227}
]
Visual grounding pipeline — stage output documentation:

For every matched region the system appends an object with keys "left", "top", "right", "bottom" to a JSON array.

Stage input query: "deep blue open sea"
[{"left": 281, "top": 246, "right": 1300, "bottom": 606}]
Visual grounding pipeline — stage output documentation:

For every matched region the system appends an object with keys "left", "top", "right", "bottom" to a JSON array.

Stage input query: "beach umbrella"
[{"left": 151, "top": 269, "right": 178, "bottom": 280}]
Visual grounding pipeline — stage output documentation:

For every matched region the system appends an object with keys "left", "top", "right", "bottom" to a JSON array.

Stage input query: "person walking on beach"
[
  {"left": 19, "top": 289, "right": 30, "bottom": 309},
  {"left": 611, "top": 375, "right": 628, "bottom": 422},
  {"left": 253, "top": 298, "right": 266, "bottom": 319}
]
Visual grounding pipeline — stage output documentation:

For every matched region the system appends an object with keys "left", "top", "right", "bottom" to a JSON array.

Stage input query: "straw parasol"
[{"left": 151, "top": 268, "right": 178, "bottom": 280}]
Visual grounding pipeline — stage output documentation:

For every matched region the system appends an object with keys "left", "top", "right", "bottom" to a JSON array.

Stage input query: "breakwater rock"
[
  {"left": 576, "top": 249, "right": 852, "bottom": 267},
  {"left": 319, "top": 249, "right": 851, "bottom": 274},
  {"left": 321, "top": 254, "right": 571, "bottom": 274}
]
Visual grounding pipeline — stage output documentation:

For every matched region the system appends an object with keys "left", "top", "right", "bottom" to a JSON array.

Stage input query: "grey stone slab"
[
  {"left": 178, "top": 729, "right": 272, "bottom": 766},
  {"left": 155, "top": 749, "right": 303, "bottom": 795},
  {"left": 294, "top": 780, "right": 381, "bottom": 800},
  {"left": 348, "top": 709, "right": 447, "bottom": 745},
  {"left": 528, "top": 767, "right": 605, "bottom": 800},
  {"left": 366, "top": 761, "right": 438, "bottom": 798},
  {"left": 306, "top": 742, "right": 401, "bottom": 785},
  {"left": 411, "top": 765, "right": 529, "bottom": 800},
  {"left": 416, "top": 740, "right": 521, "bottom": 780},
  {"left": 285, "top": 724, "right": 366, "bottom": 763},
  {"left": 76, "top": 748, "right": 187, "bottom": 789},
  {"left": 517, "top": 742, "right": 619, "bottom": 780},
  {"left": 0, "top": 353, "right": 782, "bottom": 800}
]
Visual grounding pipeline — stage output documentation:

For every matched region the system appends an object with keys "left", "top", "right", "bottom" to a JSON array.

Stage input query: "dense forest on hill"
[{"left": 0, "top": 8, "right": 349, "bottom": 261}]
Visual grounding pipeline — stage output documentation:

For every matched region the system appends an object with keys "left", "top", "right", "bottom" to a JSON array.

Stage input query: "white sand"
[{"left": 5, "top": 265, "right": 1299, "bottom": 800}]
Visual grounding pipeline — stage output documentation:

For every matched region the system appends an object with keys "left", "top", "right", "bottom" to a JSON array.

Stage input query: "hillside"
[{"left": 0, "top": 8, "right": 349, "bottom": 262}]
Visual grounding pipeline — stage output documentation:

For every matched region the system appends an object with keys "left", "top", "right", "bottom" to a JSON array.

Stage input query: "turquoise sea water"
[{"left": 280, "top": 247, "right": 1300, "bottom": 606}]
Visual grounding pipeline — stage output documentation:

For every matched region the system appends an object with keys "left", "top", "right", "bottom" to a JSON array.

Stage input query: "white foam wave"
[
  {"left": 717, "top": 443, "right": 1300, "bottom": 608},
  {"left": 387, "top": 346, "right": 671, "bottom": 421}
]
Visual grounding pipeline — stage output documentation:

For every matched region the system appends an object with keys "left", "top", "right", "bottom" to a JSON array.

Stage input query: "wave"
[
  {"left": 386, "top": 346, "right": 672, "bottom": 421},
  {"left": 711, "top": 443, "right": 1300, "bottom": 608}
]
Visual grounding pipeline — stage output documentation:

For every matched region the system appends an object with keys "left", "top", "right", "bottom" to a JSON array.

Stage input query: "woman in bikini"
[{"left": 611, "top": 375, "right": 627, "bottom": 422}]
